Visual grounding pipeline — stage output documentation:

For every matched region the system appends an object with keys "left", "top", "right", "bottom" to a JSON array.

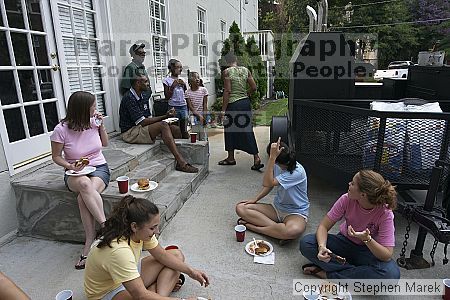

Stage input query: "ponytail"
[
  {"left": 96, "top": 195, "right": 159, "bottom": 248},
  {"left": 266, "top": 142, "right": 297, "bottom": 173},
  {"left": 357, "top": 170, "right": 397, "bottom": 210}
]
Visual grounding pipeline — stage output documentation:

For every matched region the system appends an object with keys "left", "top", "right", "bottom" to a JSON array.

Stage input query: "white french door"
[
  {"left": 50, "top": 0, "right": 112, "bottom": 129},
  {"left": 0, "top": 0, "right": 65, "bottom": 173}
]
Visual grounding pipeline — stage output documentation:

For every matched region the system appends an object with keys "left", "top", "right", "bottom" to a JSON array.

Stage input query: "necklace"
[{"left": 359, "top": 203, "right": 376, "bottom": 214}]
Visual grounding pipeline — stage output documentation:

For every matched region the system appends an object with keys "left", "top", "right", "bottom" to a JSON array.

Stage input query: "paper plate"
[
  {"left": 245, "top": 240, "right": 274, "bottom": 257},
  {"left": 65, "top": 166, "right": 96, "bottom": 176},
  {"left": 163, "top": 117, "right": 179, "bottom": 124},
  {"left": 130, "top": 181, "right": 158, "bottom": 192}
]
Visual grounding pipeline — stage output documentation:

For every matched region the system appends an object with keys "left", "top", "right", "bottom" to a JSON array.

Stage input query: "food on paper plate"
[
  {"left": 137, "top": 178, "right": 150, "bottom": 190},
  {"left": 250, "top": 241, "right": 270, "bottom": 255},
  {"left": 75, "top": 157, "right": 89, "bottom": 167}
]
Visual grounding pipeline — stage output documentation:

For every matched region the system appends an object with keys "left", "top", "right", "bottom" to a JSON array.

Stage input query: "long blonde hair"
[{"left": 357, "top": 170, "right": 397, "bottom": 210}]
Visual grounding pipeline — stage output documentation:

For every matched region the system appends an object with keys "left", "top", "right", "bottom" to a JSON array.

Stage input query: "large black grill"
[{"left": 293, "top": 99, "right": 450, "bottom": 190}]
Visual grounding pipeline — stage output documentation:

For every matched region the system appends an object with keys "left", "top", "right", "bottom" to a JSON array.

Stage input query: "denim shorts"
[
  {"left": 64, "top": 163, "right": 110, "bottom": 192},
  {"left": 271, "top": 203, "right": 308, "bottom": 223},
  {"left": 101, "top": 258, "right": 142, "bottom": 300},
  {"left": 169, "top": 105, "right": 189, "bottom": 120}
]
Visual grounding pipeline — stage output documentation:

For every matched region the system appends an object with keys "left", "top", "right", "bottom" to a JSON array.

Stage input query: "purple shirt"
[
  {"left": 327, "top": 193, "right": 395, "bottom": 247},
  {"left": 162, "top": 77, "right": 187, "bottom": 107},
  {"left": 50, "top": 119, "right": 106, "bottom": 167}
]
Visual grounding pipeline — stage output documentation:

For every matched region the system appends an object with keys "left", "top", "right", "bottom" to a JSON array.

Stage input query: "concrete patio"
[{"left": 0, "top": 126, "right": 448, "bottom": 299}]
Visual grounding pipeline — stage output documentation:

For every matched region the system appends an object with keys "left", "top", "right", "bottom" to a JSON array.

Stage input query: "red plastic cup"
[
  {"left": 235, "top": 224, "right": 246, "bottom": 242},
  {"left": 444, "top": 279, "right": 450, "bottom": 300},
  {"left": 117, "top": 176, "right": 129, "bottom": 194},
  {"left": 190, "top": 132, "right": 197, "bottom": 143},
  {"left": 165, "top": 245, "right": 179, "bottom": 250}
]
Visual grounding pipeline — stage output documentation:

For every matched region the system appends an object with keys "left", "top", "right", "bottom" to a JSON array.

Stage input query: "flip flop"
[
  {"left": 251, "top": 163, "right": 264, "bottom": 171},
  {"left": 172, "top": 273, "right": 185, "bottom": 292},
  {"left": 237, "top": 218, "right": 248, "bottom": 226},
  {"left": 75, "top": 254, "right": 87, "bottom": 270},
  {"left": 302, "top": 263, "right": 324, "bottom": 279},
  {"left": 279, "top": 239, "right": 293, "bottom": 246},
  {"left": 218, "top": 159, "right": 236, "bottom": 165}
]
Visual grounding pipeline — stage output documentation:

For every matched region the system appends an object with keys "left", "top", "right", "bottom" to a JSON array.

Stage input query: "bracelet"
[{"left": 363, "top": 236, "right": 372, "bottom": 243}]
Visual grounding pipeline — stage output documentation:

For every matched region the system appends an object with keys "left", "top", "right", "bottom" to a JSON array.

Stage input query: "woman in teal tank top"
[{"left": 218, "top": 52, "right": 264, "bottom": 170}]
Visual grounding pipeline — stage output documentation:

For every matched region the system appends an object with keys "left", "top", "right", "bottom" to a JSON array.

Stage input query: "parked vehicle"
[
  {"left": 374, "top": 68, "right": 408, "bottom": 81},
  {"left": 388, "top": 60, "right": 414, "bottom": 69}
]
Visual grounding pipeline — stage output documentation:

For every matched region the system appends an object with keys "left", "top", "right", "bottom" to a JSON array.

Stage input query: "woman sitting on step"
[
  {"left": 299, "top": 170, "right": 401, "bottom": 279},
  {"left": 84, "top": 195, "right": 209, "bottom": 300},
  {"left": 50, "top": 91, "right": 110, "bottom": 270},
  {"left": 235, "top": 137, "right": 309, "bottom": 244}
]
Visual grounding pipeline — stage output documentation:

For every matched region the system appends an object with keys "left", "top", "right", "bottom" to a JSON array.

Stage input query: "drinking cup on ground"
[
  {"left": 117, "top": 176, "right": 129, "bottom": 194},
  {"left": 55, "top": 290, "right": 73, "bottom": 300},
  {"left": 444, "top": 279, "right": 450, "bottom": 300},
  {"left": 234, "top": 224, "right": 246, "bottom": 242},
  {"left": 190, "top": 133, "right": 197, "bottom": 143},
  {"left": 302, "top": 290, "right": 320, "bottom": 300}
]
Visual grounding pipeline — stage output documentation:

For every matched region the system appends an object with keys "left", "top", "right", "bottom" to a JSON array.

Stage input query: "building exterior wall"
[
  {"left": 108, "top": 0, "right": 258, "bottom": 111},
  {"left": 0, "top": 132, "right": 18, "bottom": 237},
  {"left": 0, "top": 0, "right": 258, "bottom": 240},
  {"left": 168, "top": 0, "right": 258, "bottom": 106},
  {"left": 0, "top": 171, "right": 18, "bottom": 238}
]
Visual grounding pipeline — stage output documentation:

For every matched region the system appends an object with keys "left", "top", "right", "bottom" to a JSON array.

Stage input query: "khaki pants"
[{"left": 121, "top": 125, "right": 154, "bottom": 144}]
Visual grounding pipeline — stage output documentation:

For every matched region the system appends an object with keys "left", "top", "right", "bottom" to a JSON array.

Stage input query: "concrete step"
[{"left": 11, "top": 136, "right": 209, "bottom": 242}]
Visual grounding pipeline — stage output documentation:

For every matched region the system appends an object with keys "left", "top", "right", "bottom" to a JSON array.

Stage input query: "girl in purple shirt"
[
  {"left": 300, "top": 170, "right": 400, "bottom": 279},
  {"left": 163, "top": 59, "right": 189, "bottom": 139},
  {"left": 50, "top": 91, "right": 110, "bottom": 270}
]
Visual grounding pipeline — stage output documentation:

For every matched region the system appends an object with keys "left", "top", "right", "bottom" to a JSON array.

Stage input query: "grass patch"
[{"left": 254, "top": 98, "right": 288, "bottom": 126}]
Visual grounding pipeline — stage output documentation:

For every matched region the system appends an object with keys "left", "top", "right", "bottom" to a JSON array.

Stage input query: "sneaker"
[{"left": 176, "top": 163, "right": 198, "bottom": 173}]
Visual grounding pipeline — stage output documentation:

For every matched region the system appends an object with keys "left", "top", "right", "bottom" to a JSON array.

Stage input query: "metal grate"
[{"left": 294, "top": 100, "right": 450, "bottom": 189}]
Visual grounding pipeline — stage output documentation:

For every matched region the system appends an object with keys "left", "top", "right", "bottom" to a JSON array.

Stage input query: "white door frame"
[{"left": 0, "top": 0, "right": 65, "bottom": 174}]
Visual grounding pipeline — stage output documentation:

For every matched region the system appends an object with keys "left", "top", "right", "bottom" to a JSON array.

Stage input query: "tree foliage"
[
  {"left": 215, "top": 21, "right": 267, "bottom": 110},
  {"left": 259, "top": 0, "right": 449, "bottom": 71}
]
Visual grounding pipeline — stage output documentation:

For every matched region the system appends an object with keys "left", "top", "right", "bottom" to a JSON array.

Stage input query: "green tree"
[{"left": 328, "top": 0, "right": 420, "bottom": 68}]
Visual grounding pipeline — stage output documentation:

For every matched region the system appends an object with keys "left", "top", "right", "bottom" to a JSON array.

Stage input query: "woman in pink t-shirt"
[
  {"left": 50, "top": 91, "right": 110, "bottom": 270},
  {"left": 300, "top": 170, "right": 400, "bottom": 279}
]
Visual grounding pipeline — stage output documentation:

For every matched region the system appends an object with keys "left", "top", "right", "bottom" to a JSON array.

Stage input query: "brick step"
[{"left": 12, "top": 136, "right": 209, "bottom": 242}]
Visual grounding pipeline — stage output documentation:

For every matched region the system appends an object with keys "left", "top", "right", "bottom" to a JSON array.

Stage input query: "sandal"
[
  {"left": 302, "top": 263, "right": 324, "bottom": 279},
  {"left": 251, "top": 162, "right": 264, "bottom": 171},
  {"left": 237, "top": 218, "right": 248, "bottom": 226},
  {"left": 176, "top": 163, "right": 199, "bottom": 173},
  {"left": 172, "top": 273, "right": 185, "bottom": 292},
  {"left": 278, "top": 239, "right": 293, "bottom": 246},
  {"left": 75, "top": 254, "right": 87, "bottom": 270},
  {"left": 218, "top": 159, "right": 236, "bottom": 166}
]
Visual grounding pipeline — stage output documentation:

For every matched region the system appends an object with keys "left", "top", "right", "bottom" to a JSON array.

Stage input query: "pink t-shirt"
[
  {"left": 186, "top": 87, "right": 208, "bottom": 114},
  {"left": 327, "top": 193, "right": 395, "bottom": 247},
  {"left": 50, "top": 119, "right": 106, "bottom": 167}
]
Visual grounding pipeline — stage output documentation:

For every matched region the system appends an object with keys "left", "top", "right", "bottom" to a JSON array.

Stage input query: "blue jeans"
[
  {"left": 169, "top": 105, "right": 188, "bottom": 120},
  {"left": 299, "top": 233, "right": 400, "bottom": 279}
]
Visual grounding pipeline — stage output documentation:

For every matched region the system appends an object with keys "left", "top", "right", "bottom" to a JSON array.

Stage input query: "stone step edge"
[{"left": 11, "top": 153, "right": 177, "bottom": 194}]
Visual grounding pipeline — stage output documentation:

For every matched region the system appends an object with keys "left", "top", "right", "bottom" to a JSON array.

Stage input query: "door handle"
[{"left": 52, "top": 64, "right": 60, "bottom": 71}]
